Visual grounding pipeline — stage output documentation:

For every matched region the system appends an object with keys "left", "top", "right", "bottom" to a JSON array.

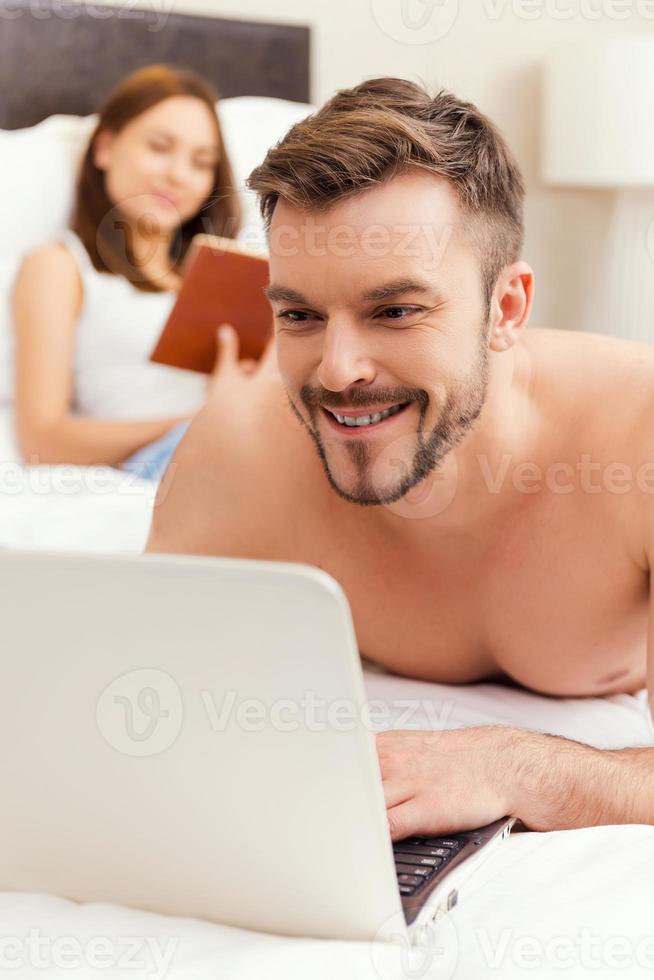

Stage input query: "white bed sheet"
[
  {"left": 2, "top": 412, "right": 654, "bottom": 978},
  {"left": 4, "top": 826, "right": 654, "bottom": 980},
  {"left": 1, "top": 668, "right": 653, "bottom": 980},
  {"left": 0, "top": 406, "right": 155, "bottom": 553}
]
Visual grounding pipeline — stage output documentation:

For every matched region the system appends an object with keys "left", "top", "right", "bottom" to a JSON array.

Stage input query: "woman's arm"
[{"left": 12, "top": 245, "right": 191, "bottom": 467}]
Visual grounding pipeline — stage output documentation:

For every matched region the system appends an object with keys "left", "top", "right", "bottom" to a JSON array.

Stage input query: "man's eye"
[
  {"left": 276, "top": 310, "right": 316, "bottom": 324},
  {"left": 378, "top": 306, "right": 422, "bottom": 320}
]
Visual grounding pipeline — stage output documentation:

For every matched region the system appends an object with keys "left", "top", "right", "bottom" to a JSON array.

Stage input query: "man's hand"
[
  {"left": 377, "top": 726, "right": 516, "bottom": 839},
  {"left": 207, "top": 323, "right": 277, "bottom": 398},
  {"left": 376, "top": 725, "right": 654, "bottom": 839}
]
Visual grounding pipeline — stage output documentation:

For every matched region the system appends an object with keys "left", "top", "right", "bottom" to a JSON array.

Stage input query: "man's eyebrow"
[
  {"left": 265, "top": 279, "right": 439, "bottom": 305},
  {"left": 264, "top": 285, "right": 310, "bottom": 304},
  {"left": 362, "top": 278, "right": 437, "bottom": 302}
]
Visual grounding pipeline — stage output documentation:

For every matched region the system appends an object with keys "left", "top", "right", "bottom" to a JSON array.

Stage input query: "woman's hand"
[{"left": 207, "top": 324, "right": 277, "bottom": 399}]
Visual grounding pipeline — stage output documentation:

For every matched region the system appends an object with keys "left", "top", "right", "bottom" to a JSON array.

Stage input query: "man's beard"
[{"left": 287, "top": 335, "right": 490, "bottom": 507}]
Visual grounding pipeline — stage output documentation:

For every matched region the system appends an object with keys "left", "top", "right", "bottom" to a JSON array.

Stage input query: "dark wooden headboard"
[{"left": 0, "top": 1, "right": 311, "bottom": 129}]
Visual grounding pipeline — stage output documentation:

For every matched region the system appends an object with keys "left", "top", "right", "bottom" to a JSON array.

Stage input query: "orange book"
[{"left": 150, "top": 234, "right": 272, "bottom": 374}]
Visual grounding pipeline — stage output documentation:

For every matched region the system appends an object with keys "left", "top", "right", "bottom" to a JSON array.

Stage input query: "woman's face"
[{"left": 94, "top": 95, "right": 221, "bottom": 234}]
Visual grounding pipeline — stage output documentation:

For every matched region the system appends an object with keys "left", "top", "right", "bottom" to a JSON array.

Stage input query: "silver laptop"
[{"left": 0, "top": 548, "right": 514, "bottom": 945}]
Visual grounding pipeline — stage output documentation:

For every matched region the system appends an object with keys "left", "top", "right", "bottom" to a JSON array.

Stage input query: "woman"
[{"left": 12, "top": 64, "right": 254, "bottom": 481}]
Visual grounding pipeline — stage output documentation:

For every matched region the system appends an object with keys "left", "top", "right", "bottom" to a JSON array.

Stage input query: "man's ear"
[
  {"left": 93, "top": 130, "right": 114, "bottom": 171},
  {"left": 488, "top": 261, "right": 534, "bottom": 353}
]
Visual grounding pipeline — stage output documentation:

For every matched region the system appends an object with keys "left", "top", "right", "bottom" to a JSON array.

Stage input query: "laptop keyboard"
[{"left": 393, "top": 836, "right": 464, "bottom": 896}]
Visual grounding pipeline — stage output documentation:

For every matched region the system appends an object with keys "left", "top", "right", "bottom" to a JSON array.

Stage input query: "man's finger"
[
  {"left": 387, "top": 799, "right": 422, "bottom": 842},
  {"left": 382, "top": 780, "right": 413, "bottom": 810}
]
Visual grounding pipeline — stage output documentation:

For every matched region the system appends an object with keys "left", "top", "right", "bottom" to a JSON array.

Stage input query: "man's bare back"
[{"left": 148, "top": 325, "right": 653, "bottom": 700}]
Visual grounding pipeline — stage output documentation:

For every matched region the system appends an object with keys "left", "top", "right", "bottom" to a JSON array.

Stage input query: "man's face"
[{"left": 266, "top": 171, "right": 490, "bottom": 506}]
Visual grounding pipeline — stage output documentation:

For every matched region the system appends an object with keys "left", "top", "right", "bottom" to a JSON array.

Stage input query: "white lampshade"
[{"left": 542, "top": 37, "right": 654, "bottom": 187}]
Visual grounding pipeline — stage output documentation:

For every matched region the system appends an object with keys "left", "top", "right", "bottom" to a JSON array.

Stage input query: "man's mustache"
[{"left": 299, "top": 385, "right": 429, "bottom": 411}]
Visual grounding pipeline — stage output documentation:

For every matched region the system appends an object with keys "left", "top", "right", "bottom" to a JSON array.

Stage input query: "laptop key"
[
  {"left": 393, "top": 844, "right": 450, "bottom": 858},
  {"left": 399, "top": 885, "right": 416, "bottom": 895},
  {"left": 422, "top": 838, "right": 462, "bottom": 849},
  {"left": 395, "top": 853, "right": 443, "bottom": 868},
  {"left": 395, "top": 863, "right": 434, "bottom": 877},
  {"left": 398, "top": 873, "right": 424, "bottom": 887}
]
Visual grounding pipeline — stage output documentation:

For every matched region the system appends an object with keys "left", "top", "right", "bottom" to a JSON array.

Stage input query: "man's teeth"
[{"left": 330, "top": 404, "right": 404, "bottom": 427}]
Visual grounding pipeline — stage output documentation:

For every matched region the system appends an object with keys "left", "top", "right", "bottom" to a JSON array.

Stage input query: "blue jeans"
[{"left": 121, "top": 421, "right": 191, "bottom": 482}]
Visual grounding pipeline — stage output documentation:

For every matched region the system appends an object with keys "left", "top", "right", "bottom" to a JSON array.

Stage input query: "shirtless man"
[{"left": 147, "top": 78, "right": 654, "bottom": 837}]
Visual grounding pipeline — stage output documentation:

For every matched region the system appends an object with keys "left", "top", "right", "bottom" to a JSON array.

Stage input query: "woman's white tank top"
[{"left": 57, "top": 228, "right": 207, "bottom": 419}]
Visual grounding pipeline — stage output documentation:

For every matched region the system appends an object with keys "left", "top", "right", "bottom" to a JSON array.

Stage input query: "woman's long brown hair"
[{"left": 71, "top": 64, "right": 241, "bottom": 293}]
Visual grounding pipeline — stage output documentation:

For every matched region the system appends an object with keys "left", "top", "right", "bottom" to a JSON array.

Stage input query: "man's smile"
[{"left": 320, "top": 401, "right": 412, "bottom": 434}]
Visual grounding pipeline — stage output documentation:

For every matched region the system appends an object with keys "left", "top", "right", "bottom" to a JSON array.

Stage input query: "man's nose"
[{"left": 317, "top": 318, "right": 376, "bottom": 392}]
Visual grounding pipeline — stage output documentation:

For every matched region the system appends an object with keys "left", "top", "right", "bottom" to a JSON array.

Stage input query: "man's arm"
[
  {"left": 378, "top": 588, "right": 654, "bottom": 838},
  {"left": 501, "top": 723, "right": 654, "bottom": 832},
  {"left": 147, "top": 332, "right": 280, "bottom": 558},
  {"left": 377, "top": 717, "right": 654, "bottom": 841},
  {"left": 146, "top": 397, "right": 229, "bottom": 556},
  {"left": 649, "top": 568, "right": 654, "bottom": 757}
]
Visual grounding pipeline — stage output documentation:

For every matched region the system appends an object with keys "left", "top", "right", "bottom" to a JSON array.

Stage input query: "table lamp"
[{"left": 542, "top": 37, "right": 654, "bottom": 342}]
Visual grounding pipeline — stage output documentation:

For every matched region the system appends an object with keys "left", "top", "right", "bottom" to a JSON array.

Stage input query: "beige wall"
[{"left": 93, "top": 0, "right": 654, "bottom": 331}]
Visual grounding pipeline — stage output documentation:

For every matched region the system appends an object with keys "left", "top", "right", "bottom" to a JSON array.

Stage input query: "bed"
[{"left": 1, "top": 5, "right": 653, "bottom": 976}]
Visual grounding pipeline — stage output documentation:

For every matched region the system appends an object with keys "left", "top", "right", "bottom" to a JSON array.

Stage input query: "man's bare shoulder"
[
  {"left": 523, "top": 327, "right": 654, "bottom": 432},
  {"left": 146, "top": 374, "right": 318, "bottom": 557},
  {"left": 523, "top": 328, "right": 654, "bottom": 563}
]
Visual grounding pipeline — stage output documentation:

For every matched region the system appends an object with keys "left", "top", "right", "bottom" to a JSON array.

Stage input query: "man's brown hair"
[{"left": 248, "top": 77, "right": 524, "bottom": 314}]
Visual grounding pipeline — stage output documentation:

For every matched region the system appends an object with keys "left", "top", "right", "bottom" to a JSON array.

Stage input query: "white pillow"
[
  {"left": 0, "top": 114, "right": 97, "bottom": 408},
  {"left": 0, "top": 257, "right": 20, "bottom": 406},
  {"left": 0, "top": 113, "right": 97, "bottom": 261},
  {"left": 0, "top": 96, "right": 315, "bottom": 408},
  {"left": 217, "top": 96, "right": 315, "bottom": 250}
]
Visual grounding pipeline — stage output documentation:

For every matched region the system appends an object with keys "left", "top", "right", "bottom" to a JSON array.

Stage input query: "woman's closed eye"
[{"left": 193, "top": 155, "right": 218, "bottom": 171}]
